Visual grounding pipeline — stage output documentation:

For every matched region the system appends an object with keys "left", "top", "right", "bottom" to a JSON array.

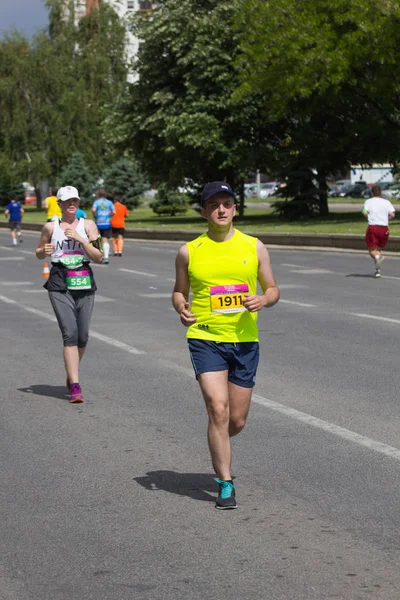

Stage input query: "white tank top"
[{"left": 50, "top": 218, "right": 89, "bottom": 264}]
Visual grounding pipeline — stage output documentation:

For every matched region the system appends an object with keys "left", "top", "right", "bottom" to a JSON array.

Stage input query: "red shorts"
[{"left": 366, "top": 225, "right": 389, "bottom": 249}]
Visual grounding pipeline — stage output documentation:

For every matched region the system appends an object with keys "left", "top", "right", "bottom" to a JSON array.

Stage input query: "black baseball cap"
[{"left": 200, "top": 181, "right": 235, "bottom": 205}]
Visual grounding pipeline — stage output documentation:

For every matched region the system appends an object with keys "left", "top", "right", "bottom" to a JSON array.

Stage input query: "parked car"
[
  {"left": 244, "top": 184, "right": 258, "bottom": 198},
  {"left": 338, "top": 181, "right": 369, "bottom": 198},
  {"left": 362, "top": 182, "right": 399, "bottom": 199},
  {"left": 259, "top": 182, "right": 280, "bottom": 199},
  {"left": 24, "top": 190, "right": 37, "bottom": 205},
  {"left": 245, "top": 182, "right": 280, "bottom": 198}
]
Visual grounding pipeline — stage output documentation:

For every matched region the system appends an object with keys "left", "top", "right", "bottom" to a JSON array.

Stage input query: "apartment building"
[{"left": 62, "top": 0, "right": 156, "bottom": 75}]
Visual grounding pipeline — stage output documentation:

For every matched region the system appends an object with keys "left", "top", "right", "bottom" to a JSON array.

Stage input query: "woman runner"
[{"left": 36, "top": 186, "right": 103, "bottom": 403}]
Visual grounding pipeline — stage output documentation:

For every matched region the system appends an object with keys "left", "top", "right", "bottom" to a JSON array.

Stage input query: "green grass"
[{"left": 7, "top": 204, "right": 400, "bottom": 235}]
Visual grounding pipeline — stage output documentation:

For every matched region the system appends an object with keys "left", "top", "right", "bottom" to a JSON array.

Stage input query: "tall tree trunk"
[
  {"left": 316, "top": 170, "right": 329, "bottom": 217},
  {"left": 34, "top": 185, "right": 42, "bottom": 210}
]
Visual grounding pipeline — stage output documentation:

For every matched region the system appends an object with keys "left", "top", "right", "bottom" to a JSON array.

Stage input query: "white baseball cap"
[{"left": 57, "top": 186, "right": 80, "bottom": 202}]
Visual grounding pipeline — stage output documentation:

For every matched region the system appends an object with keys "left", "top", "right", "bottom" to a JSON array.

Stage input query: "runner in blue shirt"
[
  {"left": 5, "top": 197, "right": 24, "bottom": 245},
  {"left": 92, "top": 189, "right": 115, "bottom": 264}
]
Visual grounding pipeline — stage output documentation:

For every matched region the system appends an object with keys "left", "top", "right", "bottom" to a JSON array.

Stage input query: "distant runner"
[
  {"left": 5, "top": 196, "right": 24, "bottom": 245},
  {"left": 111, "top": 195, "right": 129, "bottom": 256},
  {"left": 92, "top": 189, "right": 115, "bottom": 264},
  {"left": 35, "top": 186, "right": 103, "bottom": 403},
  {"left": 172, "top": 181, "right": 280, "bottom": 509},
  {"left": 44, "top": 187, "right": 62, "bottom": 222},
  {"left": 362, "top": 184, "right": 395, "bottom": 278}
]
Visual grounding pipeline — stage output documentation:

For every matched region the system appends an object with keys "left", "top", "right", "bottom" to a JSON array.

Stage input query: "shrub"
[{"left": 151, "top": 185, "right": 188, "bottom": 216}]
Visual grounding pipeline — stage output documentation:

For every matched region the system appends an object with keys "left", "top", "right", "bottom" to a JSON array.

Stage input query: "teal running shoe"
[{"left": 214, "top": 479, "right": 237, "bottom": 510}]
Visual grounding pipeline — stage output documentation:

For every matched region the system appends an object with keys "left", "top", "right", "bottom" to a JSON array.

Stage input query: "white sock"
[
  {"left": 375, "top": 255, "right": 380, "bottom": 263},
  {"left": 103, "top": 242, "right": 110, "bottom": 259},
  {"left": 12, "top": 238, "right": 17, "bottom": 245}
]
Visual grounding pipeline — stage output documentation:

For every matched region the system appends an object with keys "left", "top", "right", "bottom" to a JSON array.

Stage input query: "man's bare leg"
[
  {"left": 228, "top": 382, "right": 253, "bottom": 437},
  {"left": 368, "top": 247, "right": 380, "bottom": 261},
  {"left": 198, "top": 370, "right": 231, "bottom": 480}
]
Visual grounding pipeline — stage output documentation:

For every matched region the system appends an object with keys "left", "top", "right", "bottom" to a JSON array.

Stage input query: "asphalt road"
[
  {"left": 246, "top": 201, "right": 400, "bottom": 212},
  {"left": 1, "top": 229, "right": 400, "bottom": 600}
]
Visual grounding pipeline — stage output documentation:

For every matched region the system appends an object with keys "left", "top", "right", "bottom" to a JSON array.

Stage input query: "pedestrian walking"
[
  {"left": 172, "top": 181, "right": 280, "bottom": 509},
  {"left": 363, "top": 184, "right": 395, "bottom": 278},
  {"left": 35, "top": 186, "right": 103, "bottom": 403}
]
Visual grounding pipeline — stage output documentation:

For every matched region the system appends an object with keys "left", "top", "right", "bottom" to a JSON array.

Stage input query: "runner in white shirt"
[
  {"left": 36, "top": 186, "right": 103, "bottom": 402},
  {"left": 362, "top": 184, "right": 395, "bottom": 278}
]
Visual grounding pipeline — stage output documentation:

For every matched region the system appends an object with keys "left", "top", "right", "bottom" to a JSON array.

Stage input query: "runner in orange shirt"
[{"left": 111, "top": 195, "right": 129, "bottom": 256}]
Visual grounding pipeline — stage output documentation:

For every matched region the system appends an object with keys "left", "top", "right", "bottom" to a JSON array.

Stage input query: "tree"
[
  {"left": 0, "top": 1, "right": 129, "bottom": 206},
  {"left": 57, "top": 152, "right": 96, "bottom": 206},
  {"left": 122, "top": 0, "right": 276, "bottom": 215},
  {"left": 0, "top": 153, "right": 25, "bottom": 206},
  {"left": 102, "top": 157, "right": 149, "bottom": 208},
  {"left": 237, "top": 0, "right": 400, "bottom": 215}
]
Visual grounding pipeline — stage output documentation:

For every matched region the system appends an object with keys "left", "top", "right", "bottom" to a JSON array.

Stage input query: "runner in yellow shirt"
[
  {"left": 172, "top": 181, "right": 280, "bottom": 509},
  {"left": 44, "top": 187, "right": 62, "bottom": 221}
]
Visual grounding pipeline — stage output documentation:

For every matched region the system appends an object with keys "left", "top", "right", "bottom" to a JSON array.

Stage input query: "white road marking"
[
  {"left": 0, "top": 282, "right": 33, "bottom": 286},
  {"left": 350, "top": 312, "right": 400, "bottom": 325},
  {"left": 0, "top": 295, "right": 17, "bottom": 304},
  {"left": 289, "top": 268, "right": 336, "bottom": 275},
  {"left": 252, "top": 394, "right": 400, "bottom": 462},
  {"left": 380, "top": 275, "right": 400, "bottom": 282},
  {"left": 20, "top": 250, "right": 35, "bottom": 255},
  {"left": 139, "top": 246, "right": 177, "bottom": 254},
  {"left": 278, "top": 284, "right": 308, "bottom": 290},
  {"left": 282, "top": 263, "right": 308, "bottom": 268},
  {"left": 0, "top": 296, "right": 146, "bottom": 355},
  {"left": 0, "top": 257, "right": 25, "bottom": 261},
  {"left": 23, "top": 306, "right": 57, "bottom": 322},
  {"left": 22, "top": 289, "right": 46, "bottom": 293},
  {"left": 137, "top": 293, "right": 171, "bottom": 298},
  {"left": 93, "top": 295, "right": 115, "bottom": 303},
  {"left": 88, "top": 331, "right": 145, "bottom": 355},
  {"left": 119, "top": 268, "right": 156, "bottom": 277},
  {"left": 279, "top": 299, "right": 316, "bottom": 308},
  {"left": 0, "top": 246, "right": 14, "bottom": 252}
]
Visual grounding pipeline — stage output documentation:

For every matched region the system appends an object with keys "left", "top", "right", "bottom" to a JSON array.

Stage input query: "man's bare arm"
[
  {"left": 172, "top": 245, "right": 197, "bottom": 326},
  {"left": 243, "top": 240, "right": 280, "bottom": 312}
]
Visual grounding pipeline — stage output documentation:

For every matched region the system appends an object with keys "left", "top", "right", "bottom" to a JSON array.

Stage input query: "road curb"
[{"left": 2, "top": 222, "right": 400, "bottom": 252}]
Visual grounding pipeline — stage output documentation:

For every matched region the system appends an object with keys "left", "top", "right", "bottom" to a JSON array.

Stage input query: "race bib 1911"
[{"left": 210, "top": 284, "right": 249, "bottom": 314}]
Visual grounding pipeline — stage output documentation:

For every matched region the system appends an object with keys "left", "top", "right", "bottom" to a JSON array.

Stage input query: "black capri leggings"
[{"left": 49, "top": 290, "right": 95, "bottom": 347}]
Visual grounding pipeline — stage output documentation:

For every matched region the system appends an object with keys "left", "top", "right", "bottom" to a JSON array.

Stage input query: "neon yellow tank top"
[{"left": 186, "top": 229, "right": 259, "bottom": 342}]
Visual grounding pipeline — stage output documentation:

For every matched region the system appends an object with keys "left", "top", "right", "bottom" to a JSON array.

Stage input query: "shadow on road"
[
  {"left": 345, "top": 273, "right": 376, "bottom": 278},
  {"left": 134, "top": 470, "right": 216, "bottom": 503},
  {"left": 18, "top": 385, "right": 69, "bottom": 401}
]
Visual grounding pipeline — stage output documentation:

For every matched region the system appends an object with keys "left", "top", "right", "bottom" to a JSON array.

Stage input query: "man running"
[
  {"left": 5, "top": 196, "right": 24, "bottom": 245},
  {"left": 363, "top": 184, "right": 395, "bottom": 278},
  {"left": 111, "top": 195, "right": 129, "bottom": 256},
  {"left": 36, "top": 186, "right": 103, "bottom": 403},
  {"left": 92, "top": 189, "right": 115, "bottom": 264},
  {"left": 172, "top": 181, "right": 280, "bottom": 509}
]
